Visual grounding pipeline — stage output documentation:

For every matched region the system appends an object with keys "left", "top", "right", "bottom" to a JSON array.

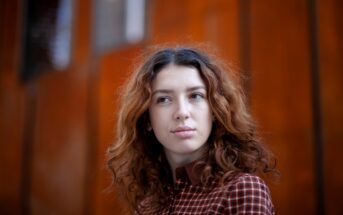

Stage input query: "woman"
[{"left": 107, "top": 46, "right": 277, "bottom": 214}]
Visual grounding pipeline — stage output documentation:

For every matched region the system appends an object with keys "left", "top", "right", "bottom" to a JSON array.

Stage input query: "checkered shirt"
[{"left": 138, "top": 163, "right": 275, "bottom": 214}]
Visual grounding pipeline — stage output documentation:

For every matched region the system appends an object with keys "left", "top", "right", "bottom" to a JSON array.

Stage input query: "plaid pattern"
[{"left": 137, "top": 163, "right": 275, "bottom": 214}]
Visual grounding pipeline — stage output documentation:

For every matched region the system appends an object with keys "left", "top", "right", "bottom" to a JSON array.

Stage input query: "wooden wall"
[
  {"left": 249, "top": 1, "right": 316, "bottom": 213},
  {"left": 0, "top": 0, "right": 342, "bottom": 214},
  {"left": 0, "top": 0, "right": 25, "bottom": 213},
  {"left": 318, "top": 1, "right": 343, "bottom": 214}
]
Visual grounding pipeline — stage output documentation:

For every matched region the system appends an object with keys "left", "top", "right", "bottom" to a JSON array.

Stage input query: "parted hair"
[{"left": 107, "top": 45, "right": 277, "bottom": 213}]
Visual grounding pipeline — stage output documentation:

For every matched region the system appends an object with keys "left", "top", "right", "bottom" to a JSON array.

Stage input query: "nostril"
[{"left": 175, "top": 113, "right": 189, "bottom": 120}]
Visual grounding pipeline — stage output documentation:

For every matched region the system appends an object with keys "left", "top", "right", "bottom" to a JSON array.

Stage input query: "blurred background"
[{"left": 0, "top": 0, "right": 342, "bottom": 214}]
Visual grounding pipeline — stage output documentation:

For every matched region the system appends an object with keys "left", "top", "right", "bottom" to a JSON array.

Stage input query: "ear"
[{"left": 147, "top": 122, "right": 152, "bottom": 131}]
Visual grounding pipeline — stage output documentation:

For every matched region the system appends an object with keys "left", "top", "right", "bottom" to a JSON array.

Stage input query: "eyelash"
[
  {"left": 156, "top": 97, "right": 171, "bottom": 104},
  {"left": 190, "top": 92, "right": 205, "bottom": 100},
  {"left": 155, "top": 93, "right": 206, "bottom": 104}
]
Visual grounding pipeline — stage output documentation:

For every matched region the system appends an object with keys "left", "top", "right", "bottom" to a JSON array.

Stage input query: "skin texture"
[{"left": 149, "top": 64, "right": 213, "bottom": 177}]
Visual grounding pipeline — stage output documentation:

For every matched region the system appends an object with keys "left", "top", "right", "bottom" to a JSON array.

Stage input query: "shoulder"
[
  {"left": 225, "top": 173, "right": 275, "bottom": 214},
  {"left": 227, "top": 173, "right": 270, "bottom": 194}
]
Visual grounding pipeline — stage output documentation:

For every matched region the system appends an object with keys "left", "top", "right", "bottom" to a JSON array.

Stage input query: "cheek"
[
  {"left": 199, "top": 105, "right": 212, "bottom": 120},
  {"left": 205, "top": 114, "right": 213, "bottom": 130},
  {"left": 148, "top": 108, "right": 155, "bottom": 126},
  {"left": 149, "top": 107, "right": 164, "bottom": 129},
  {"left": 203, "top": 107, "right": 214, "bottom": 130}
]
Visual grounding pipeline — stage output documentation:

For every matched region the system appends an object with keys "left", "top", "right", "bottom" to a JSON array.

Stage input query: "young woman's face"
[{"left": 149, "top": 64, "right": 213, "bottom": 166}]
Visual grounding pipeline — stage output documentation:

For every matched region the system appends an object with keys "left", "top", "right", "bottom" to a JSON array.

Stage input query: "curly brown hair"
[{"left": 107, "top": 45, "right": 277, "bottom": 213}]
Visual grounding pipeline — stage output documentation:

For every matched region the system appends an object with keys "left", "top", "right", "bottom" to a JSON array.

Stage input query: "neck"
[{"left": 164, "top": 149, "right": 204, "bottom": 182}]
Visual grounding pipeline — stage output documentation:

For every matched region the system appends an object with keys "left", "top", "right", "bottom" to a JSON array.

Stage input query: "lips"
[
  {"left": 171, "top": 126, "right": 195, "bottom": 138},
  {"left": 171, "top": 126, "right": 195, "bottom": 133}
]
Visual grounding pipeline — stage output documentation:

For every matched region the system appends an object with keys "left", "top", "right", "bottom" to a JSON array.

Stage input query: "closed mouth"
[{"left": 171, "top": 126, "right": 195, "bottom": 133}]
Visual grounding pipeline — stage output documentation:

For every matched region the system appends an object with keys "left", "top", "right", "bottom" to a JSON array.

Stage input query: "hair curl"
[{"left": 107, "top": 45, "right": 277, "bottom": 213}]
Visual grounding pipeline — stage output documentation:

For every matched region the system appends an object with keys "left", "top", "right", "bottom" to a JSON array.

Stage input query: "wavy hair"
[{"left": 107, "top": 45, "right": 277, "bottom": 213}]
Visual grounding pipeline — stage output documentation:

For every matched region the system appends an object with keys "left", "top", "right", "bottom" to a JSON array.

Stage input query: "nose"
[{"left": 173, "top": 98, "right": 190, "bottom": 120}]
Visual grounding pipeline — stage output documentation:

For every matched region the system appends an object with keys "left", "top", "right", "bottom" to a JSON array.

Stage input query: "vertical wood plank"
[
  {"left": 317, "top": 0, "right": 343, "bottom": 214},
  {"left": 150, "top": 0, "right": 240, "bottom": 61},
  {"left": 249, "top": 0, "right": 316, "bottom": 214},
  {"left": 150, "top": 0, "right": 189, "bottom": 43},
  {"left": 30, "top": 71, "right": 88, "bottom": 214},
  {"left": 0, "top": 0, "right": 26, "bottom": 213},
  {"left": 28, "top": 0, "right": 92, "bottom": 213},
  {"left": 94, "top": 46, "right": 144, "bottom": 215}
]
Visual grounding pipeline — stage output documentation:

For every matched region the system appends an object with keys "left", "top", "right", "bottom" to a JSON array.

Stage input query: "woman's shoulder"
[
  {"left": 224, "top": 172, "right": 272, "bottom": 198},
  {"left": 223, "top": 172, "right": 275, "bottom": 214},
  {"left": 226, "top": 172, "right": 270, "bottom": 189}
]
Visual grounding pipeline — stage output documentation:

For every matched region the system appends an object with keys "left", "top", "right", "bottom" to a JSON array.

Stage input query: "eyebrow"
[{"left": 152, "top": 86, "right": 206, "bottom": 96}]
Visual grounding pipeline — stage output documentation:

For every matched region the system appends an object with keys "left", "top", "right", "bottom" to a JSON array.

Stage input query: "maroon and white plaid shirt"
[{"left": 138, "top": 162, "right": 275, "bottom": 214}]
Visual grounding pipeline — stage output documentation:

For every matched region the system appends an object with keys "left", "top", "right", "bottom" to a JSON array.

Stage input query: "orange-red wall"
[{"left": 1, "top": 0, "right": 342, "bottom": 214}]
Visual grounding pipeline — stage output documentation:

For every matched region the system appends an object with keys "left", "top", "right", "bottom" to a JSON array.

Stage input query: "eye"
[
  {"left": 156, "top": 96, "right": 171, "bottom": 104},
  {"left": 190, "top": 92, "right": 205, "bottom": 100}
]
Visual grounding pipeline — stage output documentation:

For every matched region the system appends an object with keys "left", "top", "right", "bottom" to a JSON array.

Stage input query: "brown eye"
[
  {"left": 190, "top": 92, "right": 205, "bottom": 100},
  {"left": 156, "top": 96, "right": 171, "bottom": 104}
]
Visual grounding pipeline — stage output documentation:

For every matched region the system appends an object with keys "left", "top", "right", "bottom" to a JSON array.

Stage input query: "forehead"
[{"left": 151, "top": 64, "right": 206, "bottom": 90}]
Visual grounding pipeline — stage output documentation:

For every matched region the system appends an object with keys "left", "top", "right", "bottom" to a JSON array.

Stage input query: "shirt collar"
[{"left": 174, "top": 160, "right": 202, "bottom": 185}]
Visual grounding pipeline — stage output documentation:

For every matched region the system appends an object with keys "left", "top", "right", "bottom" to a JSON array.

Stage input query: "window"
[
  {"left": 93, "top": 0, "right": 147, "bottom": 54},
  {"left": 21, "top": 0, "right": 73, "bottom": 81}
]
